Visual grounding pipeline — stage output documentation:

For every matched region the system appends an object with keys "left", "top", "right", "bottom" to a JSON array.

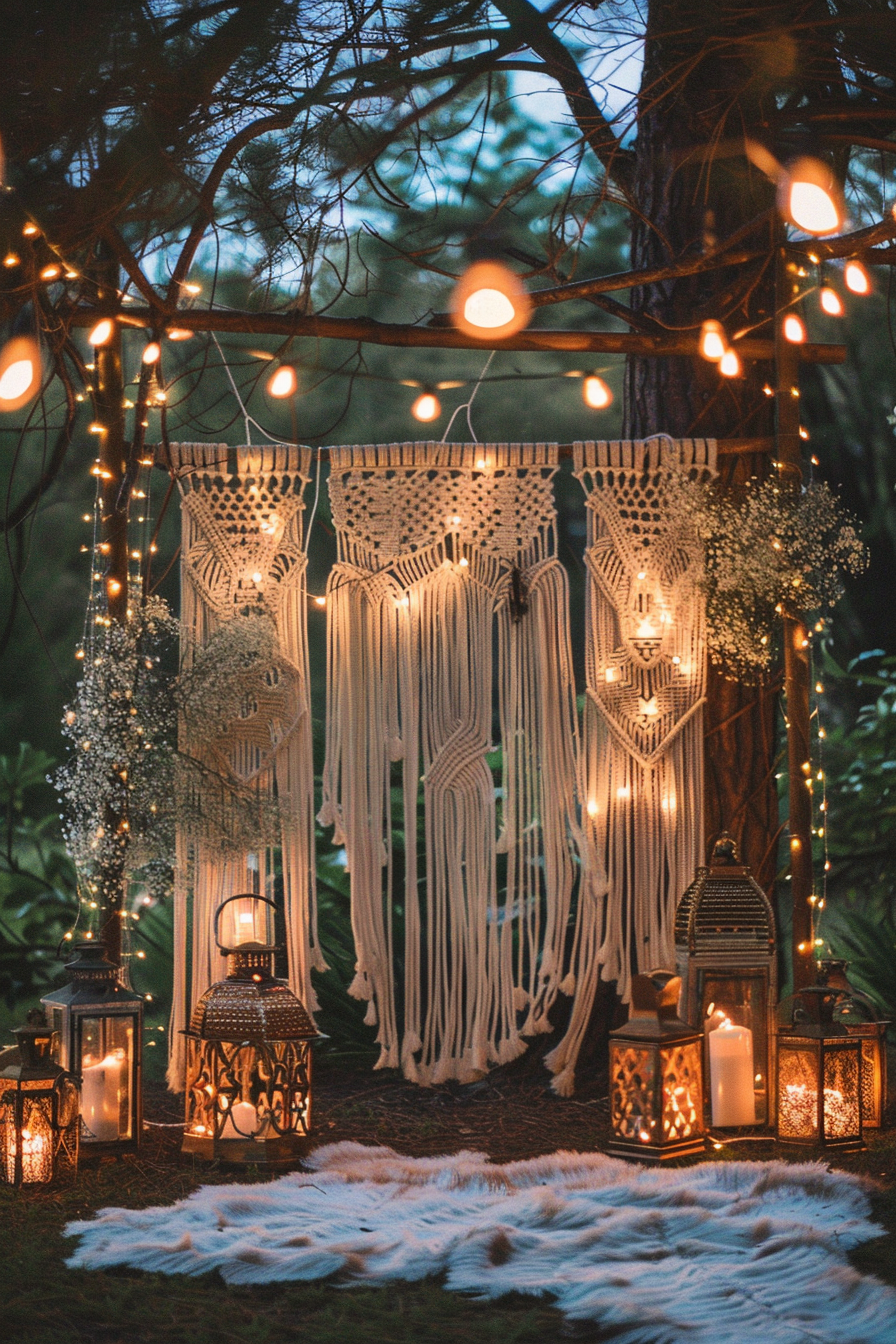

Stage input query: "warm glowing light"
[
  {"left": 3, "top": 252, "right": 18, "bottom": 267},
  {"left": 819, "top": 286, "right": 843, "bottom": 316},
  {"left": 583, "top": 375, "right": 613, "bottom": 409},
  {"left": 719, "top": 348, "right": 741, "bottom": 377},
  {"left": 844, "top": 260, "right": 871, "bottom": 295},
  {"left": 183, "top": 282, "right": 202, "bottom": 295},
  {"left": 783, "top": 314, "right": 807, "bottom": 344},
  {"left": 314, "top": 595, "right": 326, "bottom": 607},
  {"left": 39, "top": 264, "right": 61, "bottom": 281},
  {"left": 604, "top": 666, "right": 620, "bottom": 683},
  {"left": 616, "top": 785, "right": 630, "bottom": 799},
  {"left": 167, "top": 327, "right": 194, "bottom": 341},
  {"left": 88, "top": 319, "right": 114, "bottom": 346},
  {"left": 780, "top": 158, "right": 843, "bottom": 235},
  {"left": 586, "top": 799, "right": 599, "bottom": 818},
  {"left": 142, "top": 342, "right": 161, "bottom": 364},
  {"left": 107, "top": 579, "right": 121, "bottom": 596},
  {"left": 699, "top": 320, "right": 727, "bottom": 362},
  {"left": 0, "top": 337, "right": 41, "bottom": 410},
  {"left": 22, "top": 223, "right": 39, "bottom": 237},
  {"left": 411, "top": 391, "right": 441, "bottom": 422},
  {"left": 267, "top": 364, "right": 298, "bottom": 398},
  {"left": 451, "top": 261, "right": 532, "bottom": 340}
]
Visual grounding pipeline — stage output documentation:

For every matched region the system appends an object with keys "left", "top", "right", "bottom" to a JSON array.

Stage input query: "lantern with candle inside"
[
  {"left": 675, "top": 833, "right": 777, "bottom": 1125},
  {"left": 41, "top": 942, "right": 143, "bottom": 1154},
  {"left": 182, "top": 895, "right": 317, "bottom": 1166},
  {"left": 0, "top": 1024, "right": 79, "bottom": 1187},
  {"left": 816, "top": 960, "right": 888, "bottom": 1129},
  {"left": 776, "top": 985, "right": 863, "bottom": 1150},
  {"left": 608, "top": 972, "right": 705, "bottom": 1162}
]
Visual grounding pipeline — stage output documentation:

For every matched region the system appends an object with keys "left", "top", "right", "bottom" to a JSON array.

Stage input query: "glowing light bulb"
[
  {"left": 183, "top": 281, "right": 202, "bottom": 296},
  {"left": 0, "top": 337, "right": 41, "bottom": 410},
  {"left": 142, "top": 342, "right": 161, "bottom": 364},
  {"left": 166, "top": 327, "right": 194, "bottom": 341},
  {"left": 783, "top": 314, "right": 807, "bottom": 343},
  {"left": 39, "top": 264, "right": 61, "bottom": 281},
  {"left": 411, "top": 391, "right": 441, "bottom": 422},
  {"left": 22, "top": 223, "right": 39, "bottom": 237},
  {"left": 88, "top": 319, "right": 114, "bottom": 346},
  {"left": 699, "top": 320, "right": 727, "bottom": 362},
  {"left": 719, "top": 348, "right": 741, "bottom": 377},
  {"left": 586, "top": 800, "right": 598, "bottom": 818},
  {"left": 819, "top": 286, "right": 843, "bottom": 316},
  {"left": 780, "top": 158, "right": 843, "bottom": 235},
  {"left": 267, "top": 364, "right": 298, "bottom": 398},
  {"left": 451, "top": 261, "right": 532, "bottom": 340},
  {"left": 3, "top": 253, "right": 18, "bottom": 267},
  {"left": 844, "top": 260, "right": 871, "bottom": 295},
  {"left": 314, "top": 595, "right": 326, "bottom": 607},
  {"left": 583, "top": 375, "right": 613, "bottom": 408}
]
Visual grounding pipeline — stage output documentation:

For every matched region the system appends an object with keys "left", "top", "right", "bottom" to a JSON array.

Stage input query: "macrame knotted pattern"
[
  {"left": 319, "top": 442, "right": 583, "bottom": 1085},
  {"left": 166, "top": 444, "right": 324, "bottom": 1090},
  {"left": 546, "top": 438, "right": 715, "bottom": 1092}
]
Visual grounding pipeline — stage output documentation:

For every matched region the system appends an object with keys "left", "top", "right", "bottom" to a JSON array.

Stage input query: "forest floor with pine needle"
[{"left": 3, "top": 1052, "right": 896, "bottom": 1344}]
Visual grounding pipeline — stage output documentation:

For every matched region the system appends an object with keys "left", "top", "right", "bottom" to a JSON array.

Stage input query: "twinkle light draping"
[
  {"left": 546, "top": 438, "right": 716, "bottom": 1092},
  {"left": 318, "top": 442, "right": 583, "bottom": 1085},
  {"left": 166, "top": 444, "right": 323, "bottom": 1091}
]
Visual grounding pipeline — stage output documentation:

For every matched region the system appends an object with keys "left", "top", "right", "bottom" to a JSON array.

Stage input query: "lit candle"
[
  {"left": 81, "top": 1052, "right": 123, "bottom": 1142},
  {"left": 220, "top": 1100, "right": 258, "bottom": 1139},
  {"left": 708, "top": 1019, "right": 755, "bottom": 1126},
  {"left": 7, "top": 1125, "right": 51, "bottom": 1183}
]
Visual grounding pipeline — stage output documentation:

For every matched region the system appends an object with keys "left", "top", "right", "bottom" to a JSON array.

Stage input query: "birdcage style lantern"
[
  {"left": 182, "top": 895, "right": 317, "bottom": 1166},
  {"left": 42, "top": 941, "right": 144, "bottom": 1154},
  {"left": 0, "top": 1024, "right": 79, "bottom": 1187},
  {"left": 816, "top": 960, "right": 888, "bottom": 1129},
  {"left": 608, "top": 972, "right": 705, "bottom": 1162},
  {"left": 776, "top": 984, "right": 864, "bottom": 1150},
  {"left": 675, "top": 833, "right": 777, "bottom": 1126}
]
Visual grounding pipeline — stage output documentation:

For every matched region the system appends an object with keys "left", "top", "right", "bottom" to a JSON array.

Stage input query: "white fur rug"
[{"left": 65, "top": 1143, "right": 895, "bottom": 1344}]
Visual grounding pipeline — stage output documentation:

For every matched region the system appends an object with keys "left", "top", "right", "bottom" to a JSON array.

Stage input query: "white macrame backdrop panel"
[
  {"left": 319, "top": 442, "right": 582, "bottom": 1085},
  {"left": 547, "top": 438, "right": 715, "bottom": 1095},
  {"left": 166, "top": 444, "right": 323, "bottom": 1091}
]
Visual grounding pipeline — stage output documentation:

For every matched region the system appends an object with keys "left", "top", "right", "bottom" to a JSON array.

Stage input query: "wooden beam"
[{"left": 69, "top": 305, "right": 847, "bottom": 364}]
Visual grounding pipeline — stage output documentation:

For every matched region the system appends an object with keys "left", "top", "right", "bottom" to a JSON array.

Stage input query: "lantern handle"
[{"left": 213, "top": 894, "right": 278, "bottom": 953}]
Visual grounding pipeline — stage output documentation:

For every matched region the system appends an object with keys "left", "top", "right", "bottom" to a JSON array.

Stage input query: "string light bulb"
[
  {"left": 819, "top": 286, "right": 843, "bottom": 316},
  {"left": 266, "top": 364, "right": 298, "bottom": 398},
  {"left": 719, "top": 348, "right": 741, "bottom": 377},
  {"left": 166, "top": 327, "right": 194, "bottom": 341},
  {"left": 142, "top": 342, "right": 161, "bottom": 364},
  {"left": 844, "top": 260, "right": 871, "bottom": 295},
  {"left": 699, "top": 320, "right": 727, "bottom": 362},
  {"left": 582, "top": 374, "right": 613, "bottom": 408},
  {"left": 411, "top": 390, "right": 441, "bottom": 422},
  {"left": 0, "top": 336, "right": 41, "bottom": 411},
  {"left": 778, "top": 157, "right": 844, "bottom": 235},
  {"left": 783, "top": 314, "right": 807, "bottom": 344},
  {"left": 450, "top": 260, "right": 532, "bottom": 340},
  {"left": 88, "top": 319, "right": 114, "bottom": 346}
]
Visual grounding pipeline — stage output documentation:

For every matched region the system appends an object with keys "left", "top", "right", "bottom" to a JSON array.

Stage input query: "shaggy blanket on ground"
[{"left": 65, "top": 1143, "right": 895, "bottom": 1344}]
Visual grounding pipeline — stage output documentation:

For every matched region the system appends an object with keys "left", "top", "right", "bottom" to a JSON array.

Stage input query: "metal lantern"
[
  {"left": 776, "top": 985, "right": 864, "bottom": 1151},
  {"left": 816, "top": 960, "right": 888, "bottom": 1129},
  {"left": 42, "top": 941, "right": 144, "bottom": 1154},
  {"left": 675, "top": 833, "right": 777, "bottom": 1125},
  {"left": 0, "top": 1025, "right": 79, "bottom": 1186},
  {"left": 608, "top": 972, "right": 706, "bottom": 1161},
  {"left": 182, "top": 895, "right": 317, "bottom": 1166}
]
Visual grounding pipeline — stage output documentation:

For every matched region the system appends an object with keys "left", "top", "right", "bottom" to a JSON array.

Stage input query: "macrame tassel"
[
  {"left": 321, "top": 442, "right": 581, "bottom": 1086},
  {"left": 547, "top": 438, "right": 714, "bottom": 1094},
  {"left": 166, "top": 444, "right": 322, "bottom": 1090}
]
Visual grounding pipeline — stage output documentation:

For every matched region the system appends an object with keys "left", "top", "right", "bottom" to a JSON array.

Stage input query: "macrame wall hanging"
[
  {"left": 319, "top": 442, "right": 582, "bottom": 1085},
  {"left": 166, "top": 444, "right": 324, "bottom": 1090},
  {"left": 546, "top": 438, "right": 715, "bottom": 1094}
]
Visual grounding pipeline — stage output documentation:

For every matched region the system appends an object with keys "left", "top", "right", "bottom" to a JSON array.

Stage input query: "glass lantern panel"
[
  {"left": 224, "top": 895, "right": 274, "bottom": 949},
  {"left": 80, "top": 1016, "right": 133, "bottom": 1142},
  {"left": 660, "top": 1041, "right": 703, "bottom": 1141},
  {"left": 610, "top": 1043, "right": 657, "bottom": 1145},
  {"left": 823, "top": 1044, "right": 860, "bottom": 1141},
  {"left": 1, "top": 1086, "right": 54, "bottom": 1184},
  {"left": 700, "top": 972, "right": 768, "bottom": 1122},
  {"left": 778, "top": 1045, "right": 819, "bottom": 1139},
  {"left": 860, "top": 1038, "right": 881, "bottom": 1126}
]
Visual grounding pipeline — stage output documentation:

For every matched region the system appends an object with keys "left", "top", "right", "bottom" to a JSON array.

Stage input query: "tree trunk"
[{"left": 625, "top": 0, "right": 782, "bottom": 891}]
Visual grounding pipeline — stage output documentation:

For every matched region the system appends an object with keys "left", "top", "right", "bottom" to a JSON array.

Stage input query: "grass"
[{"left": 2, "top": 1056, "right": 896, "bottom": 1344}]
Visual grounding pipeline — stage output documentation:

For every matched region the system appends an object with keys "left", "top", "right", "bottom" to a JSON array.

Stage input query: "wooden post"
[
  {"left": 94, "top": 256, "right": 129, "bottom": 967},
  {"left": 775, "top": 244, "right": 814, "bottom": 991}
]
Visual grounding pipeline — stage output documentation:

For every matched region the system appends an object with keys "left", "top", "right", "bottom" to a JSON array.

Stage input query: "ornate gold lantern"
[
  {"left": 0, "top": 1024, "right": 79, "bottom": 1187},
  {"left": 183, "top": 895, "right": 317, "bottom": 1166},
  {"left": 42, "top": 942, "right": 144, "bottom": 1153},
  {"left": 776, "top": 985, "right": 864, "bottom": 1151},
  {"left": 675, "top": 834, "right": 777, "bottom": 1126},
  {"left": 817, "top": 960, "right": 888, "bottom": 1129},
  {"left": 608, "top": 972, "right": 705, "bottom": 1161}
]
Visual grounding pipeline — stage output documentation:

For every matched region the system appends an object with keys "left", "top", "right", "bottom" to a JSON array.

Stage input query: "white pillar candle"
[
  {"left": 708, "top": 1020, "right": 755, "bottom": 1126},
  {"left": 81, "top": 1053, "right": 122, "bottom": 1142},
  {"left": 220, "top": 1100, "right": 258, "bottom": 1139}
]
